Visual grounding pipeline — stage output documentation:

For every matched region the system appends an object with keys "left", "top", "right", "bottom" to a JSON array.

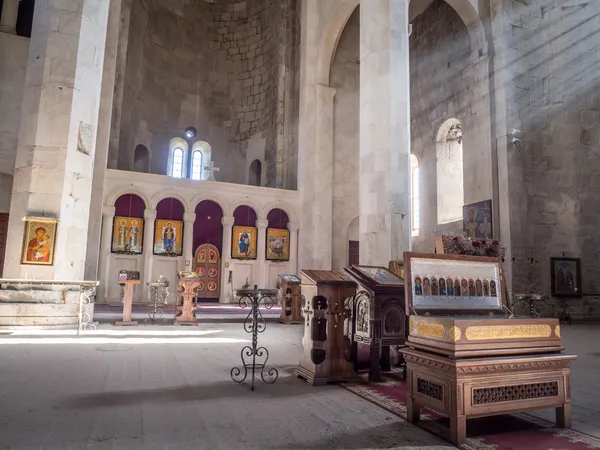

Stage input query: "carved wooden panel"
[
  {"left": 417, "top": 378, "right": 444, "bottom": 401},
  {"left": 472, "top": 381, "right": 559, "bottom": 405}
]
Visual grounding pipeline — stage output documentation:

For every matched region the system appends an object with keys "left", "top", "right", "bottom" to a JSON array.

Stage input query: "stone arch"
[
  {"left": 190, "top": 193, "right": 229, "bottom": 218},
  {"left": 262, "top": 200, "right": 299, "bottom": 225},
  {"left": 315, "top": 0, "right": 487, "bottom": 86},
  {"left": 133, "top": 144, "right": 150, "bottom": 173},
  {"left": 229, "top": 198, "right": 266, "bottom": 221},
  {"left": 106, "top": 186, "right": 151, "bottom": 208},
  {"left": 151, "top": 191, "right": 191, "bottom": 213}
]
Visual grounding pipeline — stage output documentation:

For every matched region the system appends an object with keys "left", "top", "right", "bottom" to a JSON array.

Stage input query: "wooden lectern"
[
  {"left": 278, "top": 274, "right": 303, "bottom": 325},
  {"left": 295, "top": 270, "right": 357, "bottom": 385},
  {"left": 116, "top": 270, "right": 140, "bottom": 326},
  {"left": 174, "top": 271, "right": 201, "bottom": 326}
]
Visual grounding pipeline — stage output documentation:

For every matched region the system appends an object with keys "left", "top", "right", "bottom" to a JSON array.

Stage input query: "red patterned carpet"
[{"left": 343, "top": 374, "right": 600, "bottom": 450}]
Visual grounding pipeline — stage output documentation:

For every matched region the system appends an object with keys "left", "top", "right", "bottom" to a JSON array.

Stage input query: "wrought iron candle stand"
[
  {"left": 144, "top": 276, "right": 170, "bottom": 325},
  {"left": 231, "top": 285, "right": 279, "bottom": 390},
  {"left": 513, "top": 293, "right": 548, "bottom": 318}
]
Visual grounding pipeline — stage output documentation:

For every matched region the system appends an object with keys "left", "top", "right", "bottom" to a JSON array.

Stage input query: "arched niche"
[
  {"left": 114, "top": 194, "right": 146, "bottom": 218},
  {"left": 233, "top": 205, "right": 258, "bottom": 227},
  {"left": 193, "top": 200, "right": 224, "bottom": 254},
  {"left": 249, "top": 159, "right": 262, "bottom": 186},
  {"left": 267, "top": 208, "right": 289, "bottom": 229},
  {"left": 133, "top": 144, "right": 150, "bottom": 173},
  {"left": 436, "top": 118, "right": 464, "bottom": 224},
  {"left": 156, "top": 198, "right": 185, "bottom": 221}
]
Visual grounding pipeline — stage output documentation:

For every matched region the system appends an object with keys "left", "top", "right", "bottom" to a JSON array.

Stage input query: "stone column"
[
  {"left": 0, "top": 0, "right": 19, "bottom": 34},
  {"left": 98, "top": 206, "right": 115, "bottom": 302},
  {"left": 182, "top": 212, "right": 196, "bottom": 270},
  {"left": 288, "top": 222, "right": 299, "bottom": 275},
  {"left": 220, "top": 216, "right": 235, "bottom": 302},
  {"left": 313, "top": 84, "right": 336, "bottom": 270},
  {"left": 142, "top": 209, "right": 156, "bottom": 301},
  {"left": 3, "top": 0, "right": 111, "bottom": 280},
  {"left": 85, "top": 0, "right": 124, "bottom": 281},
  {"left": 359, "top": 0, "right": 411, "bottom": 266},
  {"left": 256, "top": 219, "right": 269, "bottom": 286}
]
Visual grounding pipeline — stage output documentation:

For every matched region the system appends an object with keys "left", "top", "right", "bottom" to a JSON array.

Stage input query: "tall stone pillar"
[
  {"left": 183, "top": 213, "right": 196, "bottom": 271},
  {"left": 98, "top": 206, "right": 115, "bottom": 302},
  {"left": 85, "top": 0, "right": 124, "bottom": 281},
  {"left": 0, "top": 0, "right": 19, "bottom": 34},
  {"left": 220, "top": 216, "right": 234, "bottom": 302},
  {"left": 256, "top": 219, "right": 269, "bottom": 286},
  {"left": 313, "top": 85, "right": 336, "bottom": 270},
  {"left": 142, "top": 209, "right": 156, "bottom": 300},
  {"left": 359, "top": 0, "right": 412, "bottom": 266},
  {"left": 288, "top": 222, "right": 299, "bottom": 275},
  {"left": 3, "top": 0, "right": 110, "bottom": 280}
]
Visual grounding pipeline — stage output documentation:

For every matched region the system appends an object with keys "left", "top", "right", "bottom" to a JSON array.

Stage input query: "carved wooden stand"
[
  {"left": 279, "top": 275, "right": 303, "bottom": 325},
  {"left": 403, "top": 349, "right": 575, "bottom": 446},
  {"left": 174, "top": 278, "right": 200, "bottom": 326},
  {"left": 115, "top": 280, "right": 140, "bottom": 326}
]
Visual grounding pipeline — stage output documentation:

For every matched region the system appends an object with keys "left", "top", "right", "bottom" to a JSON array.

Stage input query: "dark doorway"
[
  {"left": 349, "top": 240, "right": 359, "bottom": 266},
  {"left": 249, "top": 159, "right": 262, "bottom": 186},
  {"left": 133, "top": 145, "right": 150, "bottom": 173},
  {"left": 0, "top": 213, "right": 8, "bottom": 276}
]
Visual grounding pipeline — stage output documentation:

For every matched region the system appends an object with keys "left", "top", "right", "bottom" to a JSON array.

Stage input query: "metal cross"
[{"left": 204, "top": 161, "right": 220, "bottom": 181}]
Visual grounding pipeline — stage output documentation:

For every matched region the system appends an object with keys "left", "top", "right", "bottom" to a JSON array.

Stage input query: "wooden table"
[
  {"left": 115, "top": 280, "right": 140, "bottom": 326},
  {"left": 174, "top": 278, "right": 201, "bottom": 326}
]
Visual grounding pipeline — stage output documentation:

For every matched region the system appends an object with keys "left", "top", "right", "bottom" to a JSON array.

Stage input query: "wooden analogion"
[
  {"left": 401, "top": 252, "right": 576, "bottom": 446},
  {"left": 278, "top": 274, "right": 303, "bottom": 325},
  {"left": 174, "top": 271, "right": 201, "bottom": 326},
  {"left": 295, "top": 270, "right": 357, "bottom": 385},
  {"left": 115, "top": 270, "right": 140, "bottom": 326},
  {"left": 344, "top": 265, "right": 406, "bottom": 382}
]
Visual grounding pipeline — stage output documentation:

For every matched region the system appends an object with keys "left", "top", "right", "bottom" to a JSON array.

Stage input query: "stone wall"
[
  {"left": 331, "top": 8, "right": 359, "bottom": 269},
  {"left": 409, "top": 0, "right": 492, "bottom": 252},
  {"left": 114, "top": 0, "right": 298, "bottom": 188},
  {"left": 496, "top": 0, "right": 600, "bottom": 319},
  {"left": 0, "top": 33, "right": 28, "bottom": 213}
]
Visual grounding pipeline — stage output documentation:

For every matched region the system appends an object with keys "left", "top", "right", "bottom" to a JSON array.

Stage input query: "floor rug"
[{"left": 343, "top": 374, "right": 600, "bottom": 450}]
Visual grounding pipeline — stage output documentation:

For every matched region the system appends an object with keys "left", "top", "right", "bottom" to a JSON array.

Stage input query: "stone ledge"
[{"left": 0, "top": 290, "right": 82, "bottom": 304}]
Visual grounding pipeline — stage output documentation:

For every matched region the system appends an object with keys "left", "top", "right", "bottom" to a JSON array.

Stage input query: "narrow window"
[
  {"left": 411, "top": 154, "right": 420, "bottom": 235},
  {"left": 191, "top": 150, "right": 203, "bottom": 180},
  {"left": 172, "top": 148, "right": 184, "bottom": 178}
]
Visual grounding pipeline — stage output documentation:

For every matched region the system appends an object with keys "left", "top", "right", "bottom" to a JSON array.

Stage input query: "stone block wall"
[
  {"left": 114, "top": 0, "right": 298, "bottom": 188},
  {"left": 0, "top": 33, "right": 29, "bottom": 213},
  {"left": 497, "top": 0, "right": 600, "bottom": 319}
]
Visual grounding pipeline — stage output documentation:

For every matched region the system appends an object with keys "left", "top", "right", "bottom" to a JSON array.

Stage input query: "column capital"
[
  {"left": 256, "top": 219, "right": 269, "bottom": 229},
  {"left": 102, "top": 205, "right": 116, "bottom": 217},
  {"left": 144, "top": 209, "right": 157, "bottom": 220},
  {"left": 183, "top": 212, "right": 196, "bottom": 223},
  {"left": 287, "top": 222, "right": 299, "bottom": 232},
  {"left": 222, "top": 216, "right": 235, "bottom": 227}
]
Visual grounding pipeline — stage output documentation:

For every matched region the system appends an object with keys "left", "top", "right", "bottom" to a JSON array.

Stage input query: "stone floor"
[
  {"left": 0, "top": 323, "right": 450, "bottom": 450},
  {"left": 0, "top": 322, "right": 597, "bottom": 449}
]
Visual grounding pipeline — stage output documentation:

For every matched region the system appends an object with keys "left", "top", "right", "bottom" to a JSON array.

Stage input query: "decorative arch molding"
[
  {"left": 229, "top": 198, "right": 266, "bottom": 221},
  {"left": 106, "top": 186, "right": 152, "bottom": 209},
  {"left": 315, "top": 0, "right": 486, "bottom": 86},
  {"left": 189, "top": 193, "right": 229, "bottom": 217},
  {"left": 262, "top": 200, "right": 299, "bottom": 224},
  {"left": 150, "top": 191, "right": 191, "bottom": 213},
  {"left": 436, "top": 117, "right": 462, "bottom": 146}
]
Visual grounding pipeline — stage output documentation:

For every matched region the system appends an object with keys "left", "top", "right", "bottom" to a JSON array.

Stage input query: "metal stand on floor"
[
  {"left": 144, "top": 276, "right": 170, "bottom": 325},
  {"left": 231, "top": 285, "right": 279, "bottom": 390}
]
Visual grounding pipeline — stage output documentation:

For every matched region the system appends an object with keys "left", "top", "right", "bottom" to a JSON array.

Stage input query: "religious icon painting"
[
  {"left": 422, "top": 277, "right": 431, "bottom": 296},
  {"left": 153, "top": 219, "right": 183, "bottom": 255},
  {"left": 461, "top": 279, "right": 469, "bottom": 296},
  {"left": 431, "top": 277, "right": 438, "bottom": 296},
  {"left": 197, "top": 248, "right": 207, "bottom": 263},
  {"left": 446, "top": 277, "right": 454, "bottom": 296},
  {"left": 551, "top": 257, "right": 581, "bottom": 297},
  {"left": 463, "top": 199, "right": 493, "bottom": 239},
  {"left": 208, "top": 248, "right": 218, "bottom": 264},
  {"left": 266, "top": 228, "right": 290, "bottom": 261},
  {"left": 21, "top": 217, "right": 58, "bottom": 266},
  {"left": 196, "top": 267, "right": 205, "bottom": 276},
  {"left": 232, "top": 225, "right": 257, "bottom": 259},
  {"left": 483, "top": 279, "right": 490, "bottom": 296},
  {"left": 208, "top": 268, "right": 218, "bottom": 278},
  {"left": 439, "top": 278, "right": 447, "bottom": 295},
  {"left": 490, "top": 280, "right": 497, "bottom": 297},
  {"left": 414, "top": 277, "right": 423, "bottom": 295},
  {"left": 111, "top": 216, "right": 143, "bottom": 254},
  {"left": 454, "top": 279, "right": 461, "bottom": 296},
  {"left": 207, "top": 281, "right": 218, "bottom": 292},
  {"left": 476, "top": 279, "right": 483, "bottom": 297}
]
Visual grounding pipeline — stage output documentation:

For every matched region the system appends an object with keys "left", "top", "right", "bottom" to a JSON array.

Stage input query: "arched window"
[
  {"left": 192, "top": 141, "right": 212, "bottom": 180},
  {"left": 133, "top": 144, "right": 150, "bottom": 173},
  {"left": 191, "top": 150, "right": 203, "bottom": 180},
  {"left": 436, "top": 119, "right": 464, "bottom": 224},
  {"left": 172, "top": 148, "right": 184, "bottom": 178},
  {"left": 167, "top": 138, "right": 188, "bottom": 178},
  {"left": 411, "top": 154, "right": 420, "bottom": 235},
  {"left": 249, "top": 159, "right": 262, "bottom": 186}
]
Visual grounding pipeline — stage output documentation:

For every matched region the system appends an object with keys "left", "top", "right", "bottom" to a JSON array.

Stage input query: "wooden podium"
[
  {"left": 279, "top": 274, "right": 303, "bottom": 325},
  {"left": 295, "top": 270, "right": 357, "bottom": 385},
  {"left": 116, "top": 270, "right": 140, "bottom": 326},
  {"left": 174, "top": 271, "right": 201, "bottom": 326}
]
